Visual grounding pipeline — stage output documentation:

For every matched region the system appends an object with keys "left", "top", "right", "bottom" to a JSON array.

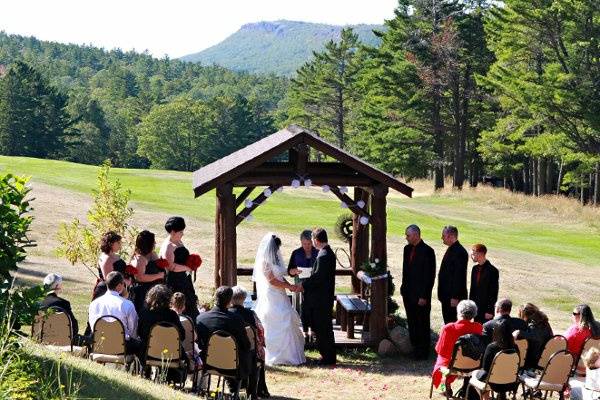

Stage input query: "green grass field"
[
  {"left": 2, "top": 156, "right": 599, "bottom": 266},
  {"left": 3, "top": 155, "right": 600, "bottom": 399}
]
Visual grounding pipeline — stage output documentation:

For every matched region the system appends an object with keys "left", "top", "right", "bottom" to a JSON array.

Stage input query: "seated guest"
[
  {"left": 41, "top": 273, "right": 83, "bottom": 344},
  {"left": 482, "top": 298, "right": 527, "bottom": 345},
  {"left": 229, "top": 286, "right": 270, "bottom": 399},
  {"left": 137, "top": 284, "right": 185, "bottom": 361},
  {"left": 196, "top": 286, "right": 251, "bottom": 386},
  {"left": 468, "top": 320, "right": 518, "bottom": 400},
  {"left": 565, "top": 304, "right": 600, "bottom": 363},
  {"left": 513, "top": 303, "right": 553, "bottom": 370},
  {"left": 171, "top": 292, "right": 203, "bottom": 370},
  {"left": 432, "top": 300, "right": 483, "bottom": 396},
  {"left": 88, "top": 271, "right": 140, "bottom": 354}
]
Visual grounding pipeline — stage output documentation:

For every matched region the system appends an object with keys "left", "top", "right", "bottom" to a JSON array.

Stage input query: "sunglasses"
[{"left": 572, "top": 312, "right": 580, "bottom": 316}]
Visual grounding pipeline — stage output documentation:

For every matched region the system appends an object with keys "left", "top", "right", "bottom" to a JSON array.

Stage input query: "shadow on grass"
[{"left": 16, "top": 266, "right": 89, "bottom": 285}]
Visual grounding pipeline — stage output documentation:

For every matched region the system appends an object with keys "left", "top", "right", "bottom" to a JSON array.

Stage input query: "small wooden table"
[{"left": 336, "top": 294, "right": 371, "bottom": 339}]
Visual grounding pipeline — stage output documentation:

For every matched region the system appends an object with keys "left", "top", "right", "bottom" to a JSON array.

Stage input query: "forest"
[{"left": 1, "top": 0, "right": 599, "bottom": 203}]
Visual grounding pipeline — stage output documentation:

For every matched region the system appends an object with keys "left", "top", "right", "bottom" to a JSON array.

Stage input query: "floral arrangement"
[
  {"left": 186, "top": 254, "right": 202, "bottom": 271},
  {"left": 124, "top": 264, "right": 139, "bottom": 278},
  {"left": 360, "top": 258, "right": 387, "bottom": 277},
  {"left": 155, "top": 258, "right": 169, "bottom": 269}
]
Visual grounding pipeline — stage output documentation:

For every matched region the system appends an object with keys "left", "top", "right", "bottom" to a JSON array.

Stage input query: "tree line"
[
  {"left": 1, "top": 0, "right": 599, "bottom": 205},
  {"left": 0, "top": 32, "right": 287, "bottom": 170},
  {"left": 284, "top": 0, "right": 600, "bottom": 204}
]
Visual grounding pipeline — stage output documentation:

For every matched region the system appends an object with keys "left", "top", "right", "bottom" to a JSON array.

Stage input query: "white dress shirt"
[{"left": 88, "top": 290, "right": 138, "bottom": 339}]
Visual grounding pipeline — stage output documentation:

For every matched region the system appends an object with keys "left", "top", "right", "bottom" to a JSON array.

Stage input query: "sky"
[{"left": 0, "top": 0, "right": 399, "bottom": 58}]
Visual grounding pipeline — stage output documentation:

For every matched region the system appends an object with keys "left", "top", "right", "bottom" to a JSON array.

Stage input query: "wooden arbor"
[{"left": 192, "top": 125, "right": 413, "bottom": 345}]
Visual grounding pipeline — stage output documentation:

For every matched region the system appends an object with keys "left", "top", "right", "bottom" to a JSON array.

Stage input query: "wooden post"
[
  {"left": 216, "top": 183, "right": 237, "bottom": 287},
  {"left": 367, "top": 184, "right": 388, "bottom": 346},
  {"left": 351, "top": 187, "right": 369, "bottom": 294}
]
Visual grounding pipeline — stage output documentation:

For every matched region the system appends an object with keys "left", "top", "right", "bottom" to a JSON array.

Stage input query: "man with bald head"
[{"left": 400, "top": 224, "right": 436, "bottom": 360}]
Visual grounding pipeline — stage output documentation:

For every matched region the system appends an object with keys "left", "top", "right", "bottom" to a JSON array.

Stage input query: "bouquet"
[
  {"left": 186, "top": 254, "right": 202, "bottom": 271},
  {"left": 155, "top": 258, "right": 170, "bottom": 269},
  {"left": 124, "top": 264, "right": 139, "bottom": 278}
]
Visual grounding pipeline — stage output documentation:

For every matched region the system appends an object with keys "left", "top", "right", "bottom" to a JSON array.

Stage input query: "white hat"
[{"left": 43, "top": 273, "right": 63, "bottom": 290}]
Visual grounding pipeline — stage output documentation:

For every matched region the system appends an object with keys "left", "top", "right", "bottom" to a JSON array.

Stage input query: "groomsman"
[
  {"left": 468, "top": 244, "right": 499, "bottom": 323},
  {"left": 400, "top": 224, "right": 436, "bottom": 360},
  {"left": 437, "top": 226, "right": 468, "bottom": 324}
]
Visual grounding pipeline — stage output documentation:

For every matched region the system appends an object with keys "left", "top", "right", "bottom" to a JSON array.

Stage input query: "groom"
[{"left": 298, "top": 228, "right": 337, "bottom": 366}]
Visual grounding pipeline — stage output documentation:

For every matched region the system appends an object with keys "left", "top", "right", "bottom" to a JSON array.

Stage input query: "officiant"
[{"left": 288, "top": 229, "right": 318, "bottom": 342}]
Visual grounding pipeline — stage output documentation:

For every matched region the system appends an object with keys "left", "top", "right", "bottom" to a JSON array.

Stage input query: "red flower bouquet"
[
  {"left": 125, "top": 264, "right": 139, "bottom": 277},
  {"left": 155, "top": 258, "right": 170, "bottom": 269},
  {"left": 186, "top": 254, "right": 202, "bottom": 271}
]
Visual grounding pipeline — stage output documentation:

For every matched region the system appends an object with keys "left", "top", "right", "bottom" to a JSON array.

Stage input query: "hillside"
[
  {"left": 4, "top": 156, "right": 600, "bottom": 398},
  {"left": 180, "top": 20, "right": 384, "bottom": 76}
]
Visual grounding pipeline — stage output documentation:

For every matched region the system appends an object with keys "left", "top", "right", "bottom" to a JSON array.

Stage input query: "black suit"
[
  {"left": 41, "top": 293, "right": 79, "bottom": 340},
  {"left": 400, "top": 240, "right": 436, "bottom": 358},
  {"left": 302, "top": 244, "right": 336, "bottom": 364},
  {"left": 437, "top": 241, "right": 468, "bottom": 323},
  {"left": 196, "top": 307, "right": 251, "bottom": 378},
  {"left": 481, "top": 314, "right": 528, "bottom": 345},
  {"left": 469, "top": 260, "right": 499, "bottom": 323}
]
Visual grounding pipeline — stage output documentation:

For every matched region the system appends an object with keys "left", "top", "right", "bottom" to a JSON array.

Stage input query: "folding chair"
[
  {"left": 515, "top": 338, "right": 528, "bottom": 371},
  {"left": 521, "top": 350, "right": 574, "bottom": 399},
  {"left": 31, "top": 306, "right": 83, "bottom": 354},
  {"left": 537, "top": 335, "right": 567, "bottom": 371},
  {"left": 144, "top": 322, "right": 187, "bottom": 388},
  {"left": 89, "top": 315, "right": 138, "bottom": 373},
  {"left": 468, "top": 350, "right": 520, "bottom": 400},
  {"left": 201, "top": 330, "right": 243, "bottom": 400},
  {"left": 429, "top": 342, "right": 482, "bottom": 399}
]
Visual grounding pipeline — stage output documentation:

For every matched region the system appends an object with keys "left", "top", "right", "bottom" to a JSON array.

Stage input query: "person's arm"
[
  {"left": 486, "top": 268, "right": 499, "bottom": 316},
  {"left": 435, "top": 325, "right": 448, "bottom": 355},
  {"left": 63, "top": 299, "right": 79, "bottom": 336},
  {"left": 419, "top": 247, "right": 436, "bottom": 303},
  {"left": 263, "top": 262, "right": 294, "bottom": 290},
  {"left": 162, "top": 243, "right": 191, "bottom": 273},
  {"left": 287, "top": 250, "right": 298, "bottom": 275},
  {"left": 452, "top": 249, "right": 468, "bottom": 301},
  {"left": 132, "top": 255, "right": 164, "bottom": 283},
  {"left": 481, "top": 344, "right": 496, "bottom": 373},
  {"left": 128, "top": 304, "right": 139, "bottom": 339},
  {"left": 301, "top": 255, "right": 324, "bottom": 292}
]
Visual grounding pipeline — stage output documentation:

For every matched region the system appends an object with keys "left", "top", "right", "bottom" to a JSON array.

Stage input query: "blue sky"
[{"left": 0, "top": 0, "right": 398, "bottom": 58}]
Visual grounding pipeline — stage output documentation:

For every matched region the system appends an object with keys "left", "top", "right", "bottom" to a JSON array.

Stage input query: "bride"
[{"left": 253, "top": 233, "right": 306, "bottom": 366}]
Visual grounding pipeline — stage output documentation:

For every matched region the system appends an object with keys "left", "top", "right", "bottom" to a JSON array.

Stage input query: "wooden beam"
[
  {"left": 329, "top": 186, "right": 372, "bottom": 219},
  {"left": 216, "top": 183, "right": 237, "bottom": 287},
  {"left": 232, "top": 174, "right": 373, "bottom": 187},
  {"left": 236, "top": 185, "right": 282, "bottom": 225},
  {"left": 366, "top": 184, "right": 388, "bottom": 346},
  {"left": 351, "top": 187, "right": 370, "bottom": 294},
  {"left": 290, "top": 144, "right": 309, "bottom": 176},
  {"left": 235, "top": 187, "right": 255, "bottom": 209}
]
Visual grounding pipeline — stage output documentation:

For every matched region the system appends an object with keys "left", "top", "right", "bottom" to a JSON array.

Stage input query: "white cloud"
[{"left": 0, "top": 0, "right": 398, "bottom": 57}]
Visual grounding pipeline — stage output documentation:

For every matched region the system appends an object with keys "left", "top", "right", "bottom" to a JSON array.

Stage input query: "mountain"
[{"left": 180, "top": 20, "right": 384, "bottom": 76}]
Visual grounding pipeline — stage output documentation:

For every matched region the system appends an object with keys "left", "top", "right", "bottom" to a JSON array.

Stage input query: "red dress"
[
  {"left": 432, "top": 319, "right": 483, "bottom": 388},
  {"left": 565, "top": 325, "right": 591, "bottom": 358}
]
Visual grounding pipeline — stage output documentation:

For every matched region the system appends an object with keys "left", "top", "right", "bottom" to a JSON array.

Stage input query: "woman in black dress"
[
  {"left": 159, "top": 217, "right": 199, "bottom": 321},
  {"left": 94, "top": 231, "right": 127, "bottom": 298},
  {"left": 130, "top": 230, "right": 166, "bottom": 313},
  {"left": 468, "top": 320, "right": 518, "bottom": 400}
]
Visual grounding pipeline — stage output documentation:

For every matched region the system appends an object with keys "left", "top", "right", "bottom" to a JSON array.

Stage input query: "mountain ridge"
[{"left": 180, "top": 20, "right": 384, "bottom": 76}]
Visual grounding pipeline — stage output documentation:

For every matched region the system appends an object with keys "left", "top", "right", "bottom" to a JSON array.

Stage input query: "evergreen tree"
[{"left": 286, "top": 28, "right": 361, "bottom": 149}]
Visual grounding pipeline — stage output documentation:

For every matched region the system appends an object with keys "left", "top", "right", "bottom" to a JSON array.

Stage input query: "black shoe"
[
  {"left": 257, "top": 390, "right": 271, "bottom": 398},
  {"left": 317, "top": 359, "right": 336, "bottom": 366}
]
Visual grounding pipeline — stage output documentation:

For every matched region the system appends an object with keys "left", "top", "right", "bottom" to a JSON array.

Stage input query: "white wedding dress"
[{"left": 253, "top": 233, "right": 306, "bottom": 366}]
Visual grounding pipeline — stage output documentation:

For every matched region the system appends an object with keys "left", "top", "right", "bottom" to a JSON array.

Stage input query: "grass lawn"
[{"left": 3, "top": 155, "right": 600, "bottom": 399}]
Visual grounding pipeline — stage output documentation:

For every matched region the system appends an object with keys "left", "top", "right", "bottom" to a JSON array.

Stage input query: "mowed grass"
[
  {"left": 4, "top": 155, "right": 600, "bottom": 399},
  {"left": 2, "top": 156, "right": 599, "bottom": 266}
]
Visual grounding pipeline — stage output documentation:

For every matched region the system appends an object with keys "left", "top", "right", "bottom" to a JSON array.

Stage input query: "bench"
[{"left": 336, "top": 294, "right": 371, "bottom": 339}]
